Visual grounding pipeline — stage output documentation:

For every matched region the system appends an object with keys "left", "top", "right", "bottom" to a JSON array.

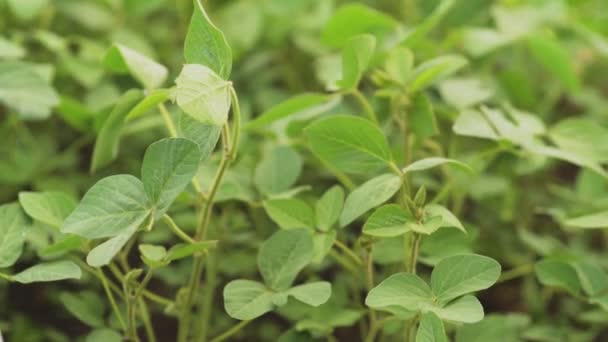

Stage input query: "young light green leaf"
[
  {"left": 306, "top": 115, "right": 393, "bottom": 174},
  {"left": 402, "top": 0, "right": 455, "bottom": 47},
  {"left": 407, "top": 55, "right": 468, "bottom": 93},
  {"left": 550, "top": 118, "right": 608, "bottom": 163},
  {"left": 286, "top": 281, "right": 332, "bottom": 307},
  {"left": 142, "top": 138, "right": 200, "bottom": 218},
  {"left": 527, "top": 33, "right": 580, "bottom": 94},
  {"left": 564, "top": 211, "right": 608, "bottom": 229},
  {"left": 59, "top": 291, "right": 105, "bottom": 327},
  {"left": 258, "top": 229, "right": 314, "bottom": 291},
  {"left": 403, "top": 157, "right": 472, "bottom": 174},
  {"left": 535, "top": 259, "right": 580, "bottom": 294},
  {"left": 223, "top": 279, "right": 274, "bottom": 320},
  {"left": 431, "top": 254, "right": 501, "bottom": 304},
  {"left": 90, "top": 89, "right": 144, "bottom": 172},
  {"left": 61, "top": 175, "right": 150, "bottom": 239},
  {"left": 139, "top": 244, "right": 167, "bottom": 262},
  {"left": 178, "top": 112, "right": 221, "bottom": 161},
  {"left": 174, "top": 64, "right": 231, "bottom": 125},
  {"left": 246, "top": 93, "right": 337, "bottom": 130},
  {"left": 315, "top": 185, "right": 344, "bottom": 231},
  {"left": 312, "top": 230, "right": 336, "bottom": 264},
  {"left": 0, "top": 37, "right": 25, "bottom": 59},
  {"left": 13, "top": 260, "right": 81, "bottom": 284},
  {"left": 86, "top": 329, "right": 122, "bottom": 342},
  {"left": 0, "top": 61, "right": 59, "bottom": 119},
  {"left": 338, "top": 34, "right": 376, "bottom": 90},
  {"left": 410, "top": 93, "right": 439, "bottom": 140},
  {"left": 41, "top": 235, "right": 85, "bottom": 256},
  {"left": 430, "top": 295, "right": 484, "bottom": 323},
  {"left": 321, "top": 4, "right": 397, "bottom": 48},
  {"left": 438, "top": 78, "right": 493, "bottom": 109},
  {"left": 425, "top": 204, "right": 466, "bottom": 233},
  {"left": 385, "top": 47, "right": 414, "bottom": 84},
  {"left": 263, "top": 199, "right": 315, "bottom": 230},
  {"left": 103, "top": 43, "right": 168, "bottom": 89},
  {"left": 86, "top": 226, "right": 138, "bottom": 267},
  {"left": 184, "top": 0, "right": 232, "bottom": 79},
  {"left": 363, "top": 204, "right": 412, "bottom": 237},
  {"left": 416, "top": 312, "right": 448, "bottom": 342},
  {"left": 365, "top": 272, "right": 433, "bottom": 311},
  {"left": 340, "top": 174, "right": 402, "bottom": 227},
  {"left": 452, "top": 109, "right": 499, "bottom": 140},
  {"left": 18, "top": 191, "right": 77, "bottom": 228},
  {"left": 166, "top": 241, "right": 217, "bottom": 261},
  {"left": 0, "top": 203, "right": 27, "bottom": 268},
  {"left": 6, "top": 0, "right": 49, "bottom": 21},
  {"left": 255, "top": 145, "right": 302, "bottom": 196}
]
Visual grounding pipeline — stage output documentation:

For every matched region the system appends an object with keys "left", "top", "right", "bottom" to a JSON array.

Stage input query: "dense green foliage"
[{"left": 1, "top": 0, "right": 608, "bottom": 341}]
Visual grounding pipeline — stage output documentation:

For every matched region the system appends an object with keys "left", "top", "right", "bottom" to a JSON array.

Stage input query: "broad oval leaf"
[
  {"left": 407, "top": 55, "right": 468, "bottom": 94},
  {"left": 526, "top": 33, "right": 580, "bottom": 94},
  {"left": 184, "top": 0, "right": 232, "bottom": 79},
  {"left": 416, "top": 312, "right": 448, "bottom": 342},
  {"left": 315, "top": 185, "right": 344, "bottom": 231},
  {"left": 62, "top": 175, "right": 150, "bottom": 239},
  {"left": 321, "top": 4, "right": 397, "bottom": 48},
  {"left": 18, "top": 191, "right": 77, "bottom": 228},
  {"left": 365, "top": 272, "right": 433, "bottom": 311},
  {"left": 60, "top": 291, "right": 105, "bottom": 327},
  {"left": 363, "top": 204, "right": 412, "bottom": 237},
  {"left": 142, "top": 138, "right": 200, "bottom": 218},
  {"left": 431, "top": 254, "right": 501, "bottom": 304},
  {"left": 0, "top": 203, "right": 27, "bottom": 268},
  {"left": 178, "top": 112, "right": 221, "bottom": 161},
  {"left": 103, "top": 43, "right": 168, "bottom": 90},
  {"left": 424, "top": 204, "right": 466, "bottom": 233},
  {"left": 223, "top": 279, "right": 274, "bottom": 320},
  {"left": 338, "top": 34, "right": 376, "bottom": 90},
  {"left": 430, "top": 295, "right": 484, "bottom": 323},
  {"left": 258, "top": 229, "right": 314, "bottom": 291},
  {"left": 286, "top": 281, "right": 332, "bottom": 307},
  {"left": 86, "top": 227, "right": 138, "bottom": 267},
  {"left": 306, "top": 115, "right": 393, "bottom": 174},
  {"left": 174, "top": 64, "right": 231, "bottom": 125},
  {"left": 340, "top": 173, "right": 402, "bottom": 227},
  {"left": 263, "top": 199, "right": 315, "bottom": 230},
  {"left": 255, "top": 145, "right": 302, "bottom": 196},
  {"left": 535, "top": 259, "right": 580, "bottom": 294},
  {"left": 13, "top": 260, "right": 81, "bottom": 284},
  {"left": 403, "top": 157, "right": 472, "bottom": 174}
]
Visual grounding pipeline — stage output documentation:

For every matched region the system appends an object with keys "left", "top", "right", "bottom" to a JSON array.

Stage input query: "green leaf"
[
  {"left": 125, "top": 89, "right": 171, "bottom": 121},
  {"left": 86, "top": 226, "right": 139, "bottom": 267},
  {"left": 438, "top": 78, "right": 492, "bottom": 109},
  {"left": 103, "top": 43, "right": 168, "bottom": 89},
  {"left": 571, "top": 261, "right": 608, "bottom": 296},
  {"left": 18, "top": 191, "right": 77, "bottom": 228},
  {"left": 142, "top": 138, "right": 200, "bottom": 218},
  {"left": 59, "top": 291, "right": 105, "bottom": 327},
  {"left": 166, "top": 241, "right": 217, "bottom": 261},
  {"left": 431, "top": 254, "right": 501, "bottom": 304},
  {"left": 315, "top": 186, "right": 344, "bottom": 231},
  {"left": 13, "top": 260, "right": 81, "bottom": 283},
  {"left": 338, "top": 34, "right": 376, "bottom": 90},
  {"left": 407, "top": 55, "right": 468, "bottom": 93},
  {"left": 452, "top": 109, "right": 499, "bottom": 140},
  {"left": 178, "top": 112, "right": 221, "bottom": 161},
  {"left": 86, "top": 329, "right": 122, "bottom": 342},
  {"left": 430, "top": 295, "right": 484, "bottom": 323},
  {"left": 402, "top": 0, "right": 455, "bottom": 47},
  {"left": 403, "top": 157, "right": 471, "bottom": 174},
  {"left": 174, "top": 64, "right": 231, "bottom": 125},
  {"left": 363, "top": 204, "right": 412, "bottom": 237},
  {"left": 365, "top": 272, "right": 433, "bottom": 311},
  {"left": 424, "top": 204, "right": 466, "bottom": 233},
  {"left": 416, "top": 312, "right": 447, "bottom": 342},
  {"left": 455, "top": 313, "right": 530, "bottom": 342},
  {"left": 0, "top": 203, "right": 28, "bottom": 268},
  {"left": 255, "top": 145, "right": 302, "bottom": 196},
  {"left": 0, "top": 36, "right": 26, "bottom": 59},
  {"left": 258, "top": 229, "right": 314, "bottom": 291},
  {"left": 0, "top": 61, "right": 59, "bottom": 119},
  {"left": 527, "top": 33, "right": 580, "bottom": 94},
  {"left": 62, "top": 175, "right": 150, "bottom": 239},
  {"left": 321, "top": 3, "right": 397, "bottom": 48},
  {"left": 550, "top": 118, "right": 608, "bottom": 163},
  {"left": 90, "top": 89, "right": 144, "bottom": 172},
  {"left": 286, "top": 281, "right": 332, "bottom": 307},
  {"left": 410, "top": 93, "right": 439, "bottom": 140},
  {"left": 246, "top": 93, "right": 337, "bottom": 130},
  {"left": 340, "top": 174, "right": 402, "bottom": 227},
  {"left": 263, "top": 199, "right": 315, "bottom": 230},
  {"left": 535, "top": 259, "right": 580, "bottom": 294},
  {"left": 139, "top": 244, "right": 167, "bottom": 262},
  {"left": 56, "top": 96, "right": 94, "bottom": 132},
  {"left": 385, "top": 47, "right": 414, "bottom": 84},
  {"left": 223, "top": 279, "right": 274, "bottom": 320},
  {"left": 306, "top": 115, "right": 393, "bottom": 174},
  {"left": 41, "top": 235, "right": 85, "bottom": 256},
  {"left": 564, "top": 211, "right": 608, "bottom": 229},
  {"left": 184, "top": 0, "right": 232, "bottom": 79},
  {"left": 6, "top": 0, "right": 49, "bottom": 21}
]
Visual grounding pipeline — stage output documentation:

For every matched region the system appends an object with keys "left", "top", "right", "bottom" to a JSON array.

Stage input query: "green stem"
[
  {"left": 498, "top": 264, "right": 534, "bottom": 283},
  {"left": 196, "top": 252, "right": 218, "bottom": 341},
  {"left": 334, "top": 240, "right": 363, "bottom": 265},
  {"left": 158, "top": 102, "right": 178, "bottom": 137},
  {"left": 107, "top": 263, "right": 172, "bottom": 307},
  {"left": 0, "top": 272, "right": 13, "bottom": 281},
  {"left": 351, "top": 89, "right": 378, "bottom": 124},
  {"left": 407, "top": 233, "right": 421, "bottom": 275},
  {"left": 97, "top": 269, "right": 126, "bottom": 330},
  {"left": 138, "top": 298, "right": 156, "bottom": 342},
  {"left": 365, "top": 248, "right": 379, "bottom": 342},
  {"left": 163, "top": 214, "right": 195, "bottom": 244},
  {"left": 210, "top": 320, "right": 251, "bottom": 342}
]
